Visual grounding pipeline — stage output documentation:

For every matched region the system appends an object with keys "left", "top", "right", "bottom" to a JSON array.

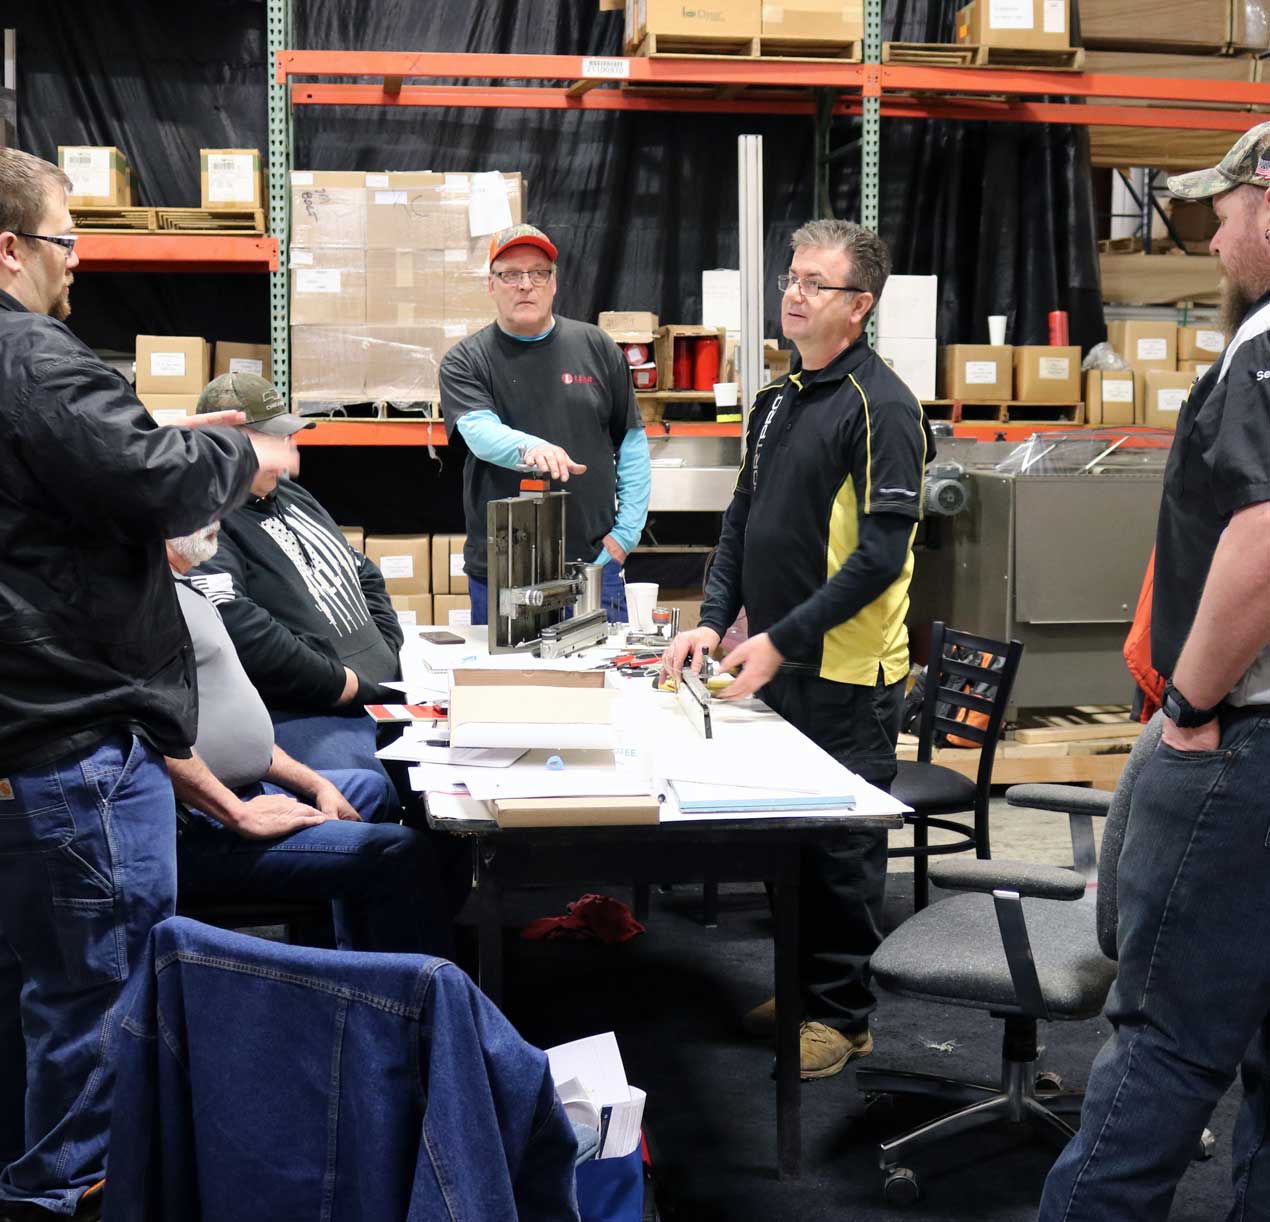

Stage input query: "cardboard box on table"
[{"left": 448, "top": 669, "right": 619, "bottom": 750}]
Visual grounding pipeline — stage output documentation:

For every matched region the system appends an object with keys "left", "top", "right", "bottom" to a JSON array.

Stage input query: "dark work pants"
[{"left": 760, "top": 668, "right": 905, "bottom": 1032}]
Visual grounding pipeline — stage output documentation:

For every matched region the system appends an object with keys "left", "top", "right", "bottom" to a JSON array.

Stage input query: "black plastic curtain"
[{"left": 13, "top": 0, "right": 1104, "bottom": 356}]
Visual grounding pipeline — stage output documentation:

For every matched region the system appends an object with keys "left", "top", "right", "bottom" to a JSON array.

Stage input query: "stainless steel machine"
[
  {"left": 907, "top": 432, "right": 1167, "bottom": 711},
  {"left": 486, "top": 489, "right": 609, "bottom": 657}
]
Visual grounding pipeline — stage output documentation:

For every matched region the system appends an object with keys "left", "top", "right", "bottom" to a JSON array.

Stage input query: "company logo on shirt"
[{"left": 561, "top": 372, "right": 595, "bottom": 385}]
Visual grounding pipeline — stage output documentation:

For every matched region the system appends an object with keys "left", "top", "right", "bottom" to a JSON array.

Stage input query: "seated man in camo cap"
[{"left": 186, "top": 372, "right": 402, "bottom": 780}]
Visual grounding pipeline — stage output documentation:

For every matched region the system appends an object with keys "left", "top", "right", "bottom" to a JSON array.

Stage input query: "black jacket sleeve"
[
  {"left": 697, "top": 428, "right": 756, "bottom": 639},
  {"left": 19, "top": 355, "right": 257, "bottom": 536},
  {"left": 767, "top": 512, "right": 913, "bottom": 662},
  {"left": 188, "top": 535, "right": 349, "bottom": 710},
  {"left": 356, "top": 549, "right": 405, "bottom": 657}
]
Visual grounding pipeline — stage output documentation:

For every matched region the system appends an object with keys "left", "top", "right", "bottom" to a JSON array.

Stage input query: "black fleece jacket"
[{"left": 188, "top": 479, "right": 403, "bottom": 714}]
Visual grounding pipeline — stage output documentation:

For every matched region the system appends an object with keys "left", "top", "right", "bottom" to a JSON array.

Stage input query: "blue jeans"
[
  {"left": 177, "top": 768, "right": 452, "bottom": 957},
  {"left": 470, "top": 559, "right": 628, "bottom": 626},
  {"left": 269, "top": 709, "right": 398, "bottom": 809},
  {"left": 1039, "top": 710, "right": 1270, "bottom": 1222},
  {"left": 0, "top": 734, "right": 176, "bottom": 1215},
  {"left": 104, "top": 918, "right": 579, "bottom": 1221}
]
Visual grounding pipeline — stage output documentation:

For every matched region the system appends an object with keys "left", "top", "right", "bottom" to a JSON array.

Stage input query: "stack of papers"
[
  {"left": 667, "top": 779, "right": 857, "bottom": 814},
  {"left": 547, "top": 1032, "right": 646, "bottom": 1160}
]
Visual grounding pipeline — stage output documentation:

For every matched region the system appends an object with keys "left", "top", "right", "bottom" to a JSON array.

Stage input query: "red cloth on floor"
[{"left": 520, "top": 894, "right": 646, "bottom": 943}]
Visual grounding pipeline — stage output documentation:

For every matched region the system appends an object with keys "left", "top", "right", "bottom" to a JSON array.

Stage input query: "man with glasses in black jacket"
[
  {"left": 663, "top": 219, "right": 935, "bottom": 1081},
  {"left": 0, "top": 148, "right": 297, "bottom": 1219}
]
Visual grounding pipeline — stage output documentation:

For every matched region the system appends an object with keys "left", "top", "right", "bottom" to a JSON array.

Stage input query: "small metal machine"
[
  {"left": 676, "top": 670, "right": 713, "bottom": 738},
  {"left": 487, "top": 488, "right": 609, "bottom": 657}
]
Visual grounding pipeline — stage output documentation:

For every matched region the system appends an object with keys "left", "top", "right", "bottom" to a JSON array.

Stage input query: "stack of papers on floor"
[{"left": 547, "top": 1032, "right": 646, "bottom": 1160}]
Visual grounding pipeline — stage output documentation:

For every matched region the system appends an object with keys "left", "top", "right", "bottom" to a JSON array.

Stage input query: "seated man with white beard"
[{"left": 165, "top": 522, "right": 451, "bottom": 955}]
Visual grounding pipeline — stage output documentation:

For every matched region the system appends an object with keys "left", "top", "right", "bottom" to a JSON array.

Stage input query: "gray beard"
[{"left": 168, "top": 526, "right": 219, "bottom": 567}]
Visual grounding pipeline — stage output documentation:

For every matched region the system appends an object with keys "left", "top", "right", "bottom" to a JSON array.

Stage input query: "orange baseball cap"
[{"left": 488, "top": 223, "right": 558, "bottom": 265}]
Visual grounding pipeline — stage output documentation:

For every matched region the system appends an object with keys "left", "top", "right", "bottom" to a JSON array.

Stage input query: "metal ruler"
[{"left": 677, "top": 671, "right": 713, "bottom": 739}]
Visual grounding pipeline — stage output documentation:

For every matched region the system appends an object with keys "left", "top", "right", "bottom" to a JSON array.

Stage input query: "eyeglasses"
[
  {"left": 778, "top": 273, "right": 864, "bottom": 297},
  {"left": 492, "top": 268, "right": 553, "bottom": 287},
  {"left": 18, "top": 232, "right": 78, "bottom": 257}
]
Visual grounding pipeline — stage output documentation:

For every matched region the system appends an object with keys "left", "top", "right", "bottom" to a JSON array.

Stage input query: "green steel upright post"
[
  {"left": 267, "top": 0, "right": 291, "bottom": 397},
  {"left": 861, "top": 0, "right": 881, "bottom": 234}
]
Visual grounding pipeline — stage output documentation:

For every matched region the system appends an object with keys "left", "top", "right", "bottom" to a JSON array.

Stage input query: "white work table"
[{"left": 394, "top": 624, "right": 906, "bottom": 1181}]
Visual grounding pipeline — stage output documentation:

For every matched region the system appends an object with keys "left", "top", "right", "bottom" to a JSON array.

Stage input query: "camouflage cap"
[
  {"left": 1168, "top": 121, "right": 1270, "bottom": 200},
  {"left": 488, "top": 223, "right": 558, "bottom": 266},
  {"left": 195, "top": 372, "right": 314, "bottom": 436}
]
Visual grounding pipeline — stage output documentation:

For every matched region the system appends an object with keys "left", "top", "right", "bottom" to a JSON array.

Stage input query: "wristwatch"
[{"left": 1161, "top": 680, "right": 1219, "bottom": 728}]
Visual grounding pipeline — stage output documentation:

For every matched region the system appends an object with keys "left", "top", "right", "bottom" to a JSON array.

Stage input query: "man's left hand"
[
  {"left": 717, "top": 633, "right": 784, "bottom": 701},
  {"left": 602, "top": 535, "right": 627, "bottom": 566},
  {"left": 313, "top": 779, "right": 362, "bottom": 821}
]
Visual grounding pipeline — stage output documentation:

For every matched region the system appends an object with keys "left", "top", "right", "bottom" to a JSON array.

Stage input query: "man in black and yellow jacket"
[{"left": 663, "top": 218, "right": 934, "bottom": 1079}]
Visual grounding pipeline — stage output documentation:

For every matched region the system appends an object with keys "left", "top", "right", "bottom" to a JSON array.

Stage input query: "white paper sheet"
[
  {"left": 376, "top": 737, "right": 527, "bottom": 768},
  {"left": 460, "top": 751, "right": 653, "bottom": 801},
  {"left": 468, "top": 171, "right": 514, "bottom": 237}
]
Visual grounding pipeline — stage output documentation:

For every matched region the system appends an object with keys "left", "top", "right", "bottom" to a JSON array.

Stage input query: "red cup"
[
  {"left": 1048, "top": 311, "right": 1069, "bottom": 346},
  {"left": 672, "top": 338, "right": 694, "bottom": 389},
  {"left": 692, "top": 338, "right": 720, "bottom": 391}
]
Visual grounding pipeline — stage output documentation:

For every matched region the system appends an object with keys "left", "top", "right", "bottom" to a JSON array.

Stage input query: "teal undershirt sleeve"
[
  {"left": 454, "top": 409, "right": 546, "bottom": 470},
  {"left": 594, "top": 426, "right": 651, "bottom": 563}
]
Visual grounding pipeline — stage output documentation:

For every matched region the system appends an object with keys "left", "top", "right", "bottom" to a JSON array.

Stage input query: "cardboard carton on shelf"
[
  {"left": 432, "top": 534, "right": 468, "bottom": 596},
  {"left": 391, "top": 594, "right": 434, "bottom": 628},
  {"left": 290, "top": 325, "right": 371, "bottom": 400},
  {"left": 338, "top": 526, "right": 365, "bottom": 553},
  {"left": 59, "top": 146, "right": 132, "bottom": 207},
  {"left": 135, "top": 336, "right": 211, "bottom": 396},
  {"left": 1013, "top": 346, "right": 1081, "bottom": 403},
  {"left": 626, "top": 0, "right": 762, "bottom": 46},
  {"left": 1082, "top": 0, "right": 1256, "bottom": 52},
  {"left": 1179, "top": 359, "right": 1215, "bottom": 378},
  {"left": 653, "top": 325, "right": 728, "bottom": 391},
  {"left": 940, "top": 344, "right": 1013, "bottom": 401},
  {"left": 365, "top": 250, "right": 445, "bottom": 326},
  {"left": 877, "top": 336, "right": 937, "bottom": 401},
  {"left": 138, "top": 392, "right": 200, "bottom": 426},
  {"left": 955, "top": 0, "right": 1070, "bottom": 51},
  {"left": 1106, "top": 320, "right": 1177, "bottom": 372},
  {"left": 433, "top": 594, "right": 473, "bottom": 629},
  {"left": 1084, "top": 50, "right": 1256, "bottom": 112},
  {"left": 362, "top": 325, "right": 445, "bottom": 403},
  {"left": 599, "top": 311, "right": 659, "bottom": 334},
  {"left": 289, "top": 249, "right": 366, "bottom": 326},
  {"left": 365, "top": 174, "right": 446, "bottom": 249},
  {"left": 1142, "top": 369, "right": 1194, "bottom": 429},
  {"left": 200, "top": 148, "right": 265, "bottom": 210},
  {"left": 290, "top": 179, "right": 367, "bottom": 248},
  {"left": 1177, "top": 325, "right": 1225, "bottom": 363},
  {"left": 364, "top": 534, "right": 431, "bottom": 596},
  {"left": 1084, "top": 370, "right": 1136, "bottom": 428},
  {"left": 761, "top": 0, "right": 863, "bottom": 41},
  {"left": 213, "top": 342, "right": 272, "bottom": 381}
]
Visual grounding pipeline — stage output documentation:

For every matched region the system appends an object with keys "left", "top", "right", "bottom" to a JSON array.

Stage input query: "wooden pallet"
[
  {"left": 627, "top": 31, "right": 761, "bottom": 58},
  {"left": 758, "top": 37, "right": 861, "bottom": 61},
  {"left": 896, "top": 736, "right": 1129, "bottom": 787},
  {"left": 1010, "top": 705, "right": 1141, "bottom": 745},
  {"left": 923, "top": 399, "right": 1083, "bottom": 424},
  {"left": 883, "top": 40, "right": 1084, "bottom": 70},
  {"left": 1003, "top": 401, "right": 1085, "bottom": 424},
  {"left": 154, "top": 207, "right": 266, "bottom": 235},
  {"left": 70, "top": 206, "right": 157, "bottom": 232}
]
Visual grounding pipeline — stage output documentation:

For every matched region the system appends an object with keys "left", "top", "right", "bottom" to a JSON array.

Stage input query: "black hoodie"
[{"left": 188, "top": 478, "right": 403, "bottom": 713}]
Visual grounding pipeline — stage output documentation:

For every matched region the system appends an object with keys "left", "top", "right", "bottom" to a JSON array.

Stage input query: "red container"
[
  {"left": 672, "top": 338, "right": 694, "bottom": 389},
  {"left": 692, "top": 337, "right": 720, "bottom": 391},
  {"left": 1048, "top": 310, "right": 1069, "bottom": 346},
  {"left": 630, "top": 363, "right": 658, "bottom": 390},
  {"left": 621, "top": 342, "right": 650, "bottom": 367}
]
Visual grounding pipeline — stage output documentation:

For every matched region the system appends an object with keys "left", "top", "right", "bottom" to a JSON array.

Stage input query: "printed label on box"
[
  {"left": 150, "top": 351, "right": 187, "bottom": 378},
  {"left": 1102, "top": 379, "right": 1134, "bottom": 403},
  {"left": 1194, "top": 363, "right": 1213, "bottom": 378},
  {"left": 448, "top": 609, "right": 472, "bottom": 628},
  {"left": 1042, "top": 0, "right": 1066, "bottom": 33},
  {"left": 444, "top": 323, "right": 469, "bottom": 338},
  {"left": 449, "top": 554, "right": 466, "bottom": 577},
  {"left": 1038, "top": 357, "right": 1071, "bottom": 379},
  {"left": 396, "top": 610, "right": 418, "bottom": 627},
  {"left": 228, "top": 357, "right": 264, "bottom": 376},
  {"left": 373, "top": 190, "right": 407, "bottom": 205},
  {"left": 989, "top": 0, "right": 1033, "bottom": 29},
  {"left": 290, "top": 171, "right": 314, "bottom": 186},
  {"left": 581, "top": 56, "right": 631, "bottom": 79},
  {"left": 151, "top": 409, "right": 188, "bottom": 424},
  {"left": 380, "top": 555, "right": 415, "bottom": 579},
  {"left": 965, "top": 360, "right": 998, "bottom": 384},
  {"left": 1157, "top": 389, "right": 1187, "bottom": 413},
  {"left": 208, "top": 154, "right": 254, "bottom": 204},
  {"left": 295, "top": 269, "right": 341, "bottom": 294},
  {"left": 365, "top": 173, "right": 390, "bottom": 188},
  {"left": 64, "top": 148, "right": 110, "bottom": 198},
  {"left": 1137, "top": 337, "right": 1168, "bottom": 360},
  {"left": 289, "top": 250, "right": 314, "bottom": 267},
  {"left": 1196, "top": 330, "right": 1223, "bottom": 353}
]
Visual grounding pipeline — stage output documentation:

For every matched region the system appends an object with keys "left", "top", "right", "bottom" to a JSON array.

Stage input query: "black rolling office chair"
[
  {"left": 889, "top": 622, "right": 1024, "bottom": 912},
  {"left": 857, "top": 713, "right": 1168, "bottom": 1204}
]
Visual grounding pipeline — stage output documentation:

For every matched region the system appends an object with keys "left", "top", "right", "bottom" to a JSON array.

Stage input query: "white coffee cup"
[
  {"left": 624, "top": 582, "right": 659, "bottom": 633},
  {"left": 988, "top": 315, "right": 1007, "bottom": 346},
  {"left": 713, "top": 381, "right": 739, "bottom": 407}
]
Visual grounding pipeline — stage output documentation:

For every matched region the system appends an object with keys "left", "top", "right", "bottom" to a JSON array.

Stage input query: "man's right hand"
[
  {"left": 248, "top": 433, "right": 301, "bottom": 481},
  {"left": 522, "top": 443, "right": 587, "bottom": 483},
  {"left": 336, "top": 666, "right": 360, "bottom": 706},
  {"left": 660, "top": 627, "right": 721, "bottom": 682},
  {"left": 232, "top": 794, "right": 330, "bottom": 840}
]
